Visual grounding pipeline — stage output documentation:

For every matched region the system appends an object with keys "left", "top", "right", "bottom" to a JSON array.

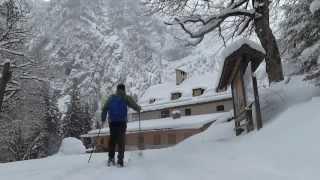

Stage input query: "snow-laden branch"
[
  {"left": 0, "top": 48, "right": 34, "bottom": 62},
  {"left": 171, "top": 8, "right": 255, "bottom": 41},
  {"left": 0, "top": 39, "right": 23, "bottom": 47},
  {"left": 23, "top": 132, "right": 42, "bottom": 160},
  {"left": 0, "top": 47, "right": 24, "bottom": 57},
  {"left": 4, "top": 90, "right": 19, "bottom": 102},
  {"left": 20, "top": 75, "right": 47, "bottom": 82},
  {"left": 0, "top": 62, "right": 32, "bottom": 69}
]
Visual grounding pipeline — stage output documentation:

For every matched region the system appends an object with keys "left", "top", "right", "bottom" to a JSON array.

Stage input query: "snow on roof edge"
[
  {"left": 81, "top": 112, "right": 231, "bottom": 138},
  {"left": 140, "top": 92, "right": 232, "bottom": 112},
  {"left": 215, "top": 38, "right": 265, "bottom": 91},
  {"left": 220, "top": 38, "right": 266, "bottom": 60},
  {"left": 140, "top": 71, "right": 221, "bottom": 106}
]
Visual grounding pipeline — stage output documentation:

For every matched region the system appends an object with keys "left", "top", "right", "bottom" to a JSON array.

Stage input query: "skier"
[{"left": 101, "top": 84, "right": 141, "bottom": 167}]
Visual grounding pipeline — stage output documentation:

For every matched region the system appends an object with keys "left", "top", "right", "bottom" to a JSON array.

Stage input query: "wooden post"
[
  {"left": 0, "top": 62, "right": 11, "bottom": 112},
  {"left": 138, "top": 112, "right": 144, "bottom": 150},
  {"left": 231, "top": 82, "right": 240, "bottom": 135},
  {"left": 252, "top": 76, "right": 263, "bottom": 130}
]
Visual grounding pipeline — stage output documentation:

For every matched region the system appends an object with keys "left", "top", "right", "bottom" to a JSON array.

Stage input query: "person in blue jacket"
[{"left": 101, "top": 84, "right": 141, "bottom": 167}]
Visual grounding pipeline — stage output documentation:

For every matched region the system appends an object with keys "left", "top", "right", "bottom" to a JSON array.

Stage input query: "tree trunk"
[
  {"left": 254, "top": 0, "right": 284, "bottom": 83},
  {"left": 0, "top": 62, "right": 11, "bottom": 112}
]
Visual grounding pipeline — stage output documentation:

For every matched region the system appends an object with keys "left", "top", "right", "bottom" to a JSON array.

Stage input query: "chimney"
[{"left": 176, "top": 69, "right": 187, "bottom": 85}]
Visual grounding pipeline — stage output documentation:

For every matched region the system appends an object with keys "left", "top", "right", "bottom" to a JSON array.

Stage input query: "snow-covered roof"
[
  {"left": 216, "top": 38, "right": 266, "bottom": 91},
  {"left": 220, "top": 38, "right": 265, "bottom": 60},
  {"left": 175, "top": 65, "right": 189, "bottom": 73},
  {"left": 82, "top": 112, "right": 230, "bottom": 137},
  {"left": 139, "top": 72, "right": 232, "bottom": 111}
]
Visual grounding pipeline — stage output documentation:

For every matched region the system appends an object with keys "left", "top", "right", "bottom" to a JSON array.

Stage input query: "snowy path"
[{"left": 1, "top": 97, "right": 320, "bottom": 180}]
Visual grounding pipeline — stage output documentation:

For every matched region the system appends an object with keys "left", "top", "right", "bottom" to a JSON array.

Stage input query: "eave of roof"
[
  {"left": 216, "top": 44, "right": 265, "bottom": 92},
  {"left": 81, "top": 112, "right": 231, "bottom": 138},
  {"left": 140, "top": 92, "right": 232, "bottom": 112}
]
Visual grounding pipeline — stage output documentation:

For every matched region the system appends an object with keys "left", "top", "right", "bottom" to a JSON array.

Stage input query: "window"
[
  {"left": 154, "top": 134, "right": 161, "bottom": 145},
  {"left": 168, "top": 133, "right": 176, "bottom": 144},
  {"left": 149, "top": 98, "right": 156, "bottom": 104},
  {"left": 192, "top": 88, "right": 205, "bottom": 96},
  {"left": 171, "top": 92, "right": 182, "bottom": 100},
  {"left": 216, "top": 105, "right": 225, "bottom": 112},
  {"left": 181, "top": 71, "right": 186, "bottom": 76},
  {"left": 185, "top": 108, "right": 192, "bottom": 116},
  {"left": 161, "top": 109, "right": 170, "bottom": 118}
]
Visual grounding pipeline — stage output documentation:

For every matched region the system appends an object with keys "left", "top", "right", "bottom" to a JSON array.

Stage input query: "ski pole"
[
  {"left": 88, "top": 124, "right": 103, "bottom": 163},
  {"left": 138, "top": 111, "right": 143, "bottom": 156}
]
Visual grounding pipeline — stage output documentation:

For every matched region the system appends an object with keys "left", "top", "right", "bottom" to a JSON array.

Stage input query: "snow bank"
[
  {"left": 310, "top": 0, "right": 320, "bottom": 14},
  {"left": 58, "top": 137, "right": 86, "bottom": 155},
  {"left": 259, "top": 76, "right": 320, "bottom": 124}
]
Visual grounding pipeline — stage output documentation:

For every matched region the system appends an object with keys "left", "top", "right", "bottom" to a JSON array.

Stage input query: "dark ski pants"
[{"left": 108, "top": 122, "right": 127, "bottom": 163}]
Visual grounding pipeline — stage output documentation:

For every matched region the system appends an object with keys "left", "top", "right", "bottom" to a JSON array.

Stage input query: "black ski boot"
[
  {"left": 117, "top": 160, "right": 124, "bottom": 167},
  {"left": 107, "top": 158, "right": 115, "bottom": 167}
]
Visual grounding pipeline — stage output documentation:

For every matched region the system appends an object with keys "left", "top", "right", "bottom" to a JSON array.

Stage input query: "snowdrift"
[{"left": 58, "top": 137, "right": 86, "bottom": 155}]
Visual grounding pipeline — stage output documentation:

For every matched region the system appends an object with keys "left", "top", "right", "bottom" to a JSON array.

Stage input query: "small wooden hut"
[{"left": 216, "top": 40, "right": 265, "bottom": 135}]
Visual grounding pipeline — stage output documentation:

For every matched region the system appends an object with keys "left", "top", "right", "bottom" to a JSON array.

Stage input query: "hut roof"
[{"left": 216, "top": 39, "right": 265, "bottom": 92}]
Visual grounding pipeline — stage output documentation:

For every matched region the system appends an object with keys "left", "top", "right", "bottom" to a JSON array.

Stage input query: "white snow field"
[{"left": 1, "top": 96, "right": 320, "bottom": 180}]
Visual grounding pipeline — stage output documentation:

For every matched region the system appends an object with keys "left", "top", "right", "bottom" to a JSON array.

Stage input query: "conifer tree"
[{"left": 280, "top": 0, "right": 320, "bottom": 84}]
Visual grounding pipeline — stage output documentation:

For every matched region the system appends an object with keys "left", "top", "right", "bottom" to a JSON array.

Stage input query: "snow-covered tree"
[
  {"left": 0, "top": 0, "right": 29, "bottom": 57},
  {"left": 280, "top": 0, "right": 320, "bottom": 85},
  {"left": 144, "top": 0, "right": 285, "bottom": 82},
  {"left": 27, "top": 0, "right": 186, "bottom": 116},
  {"left": 43, "top": 84, "right": 63, "bottom": 155},
  {"left": 0, "top": 0, "right": 51, "bottom": 163},
  {"left": 0, "top": 0, "right": 43, "bottom": 112},
  {"left": 1, "top": 118, "right": 48, "bottom": 162},
  {"left": 64, "top": 80, "right": 91, "bottom": 139}
]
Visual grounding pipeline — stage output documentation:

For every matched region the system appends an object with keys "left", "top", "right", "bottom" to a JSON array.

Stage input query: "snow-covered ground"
[{"left": 1, "top": 92, "right": 320, "bottom": 180}]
